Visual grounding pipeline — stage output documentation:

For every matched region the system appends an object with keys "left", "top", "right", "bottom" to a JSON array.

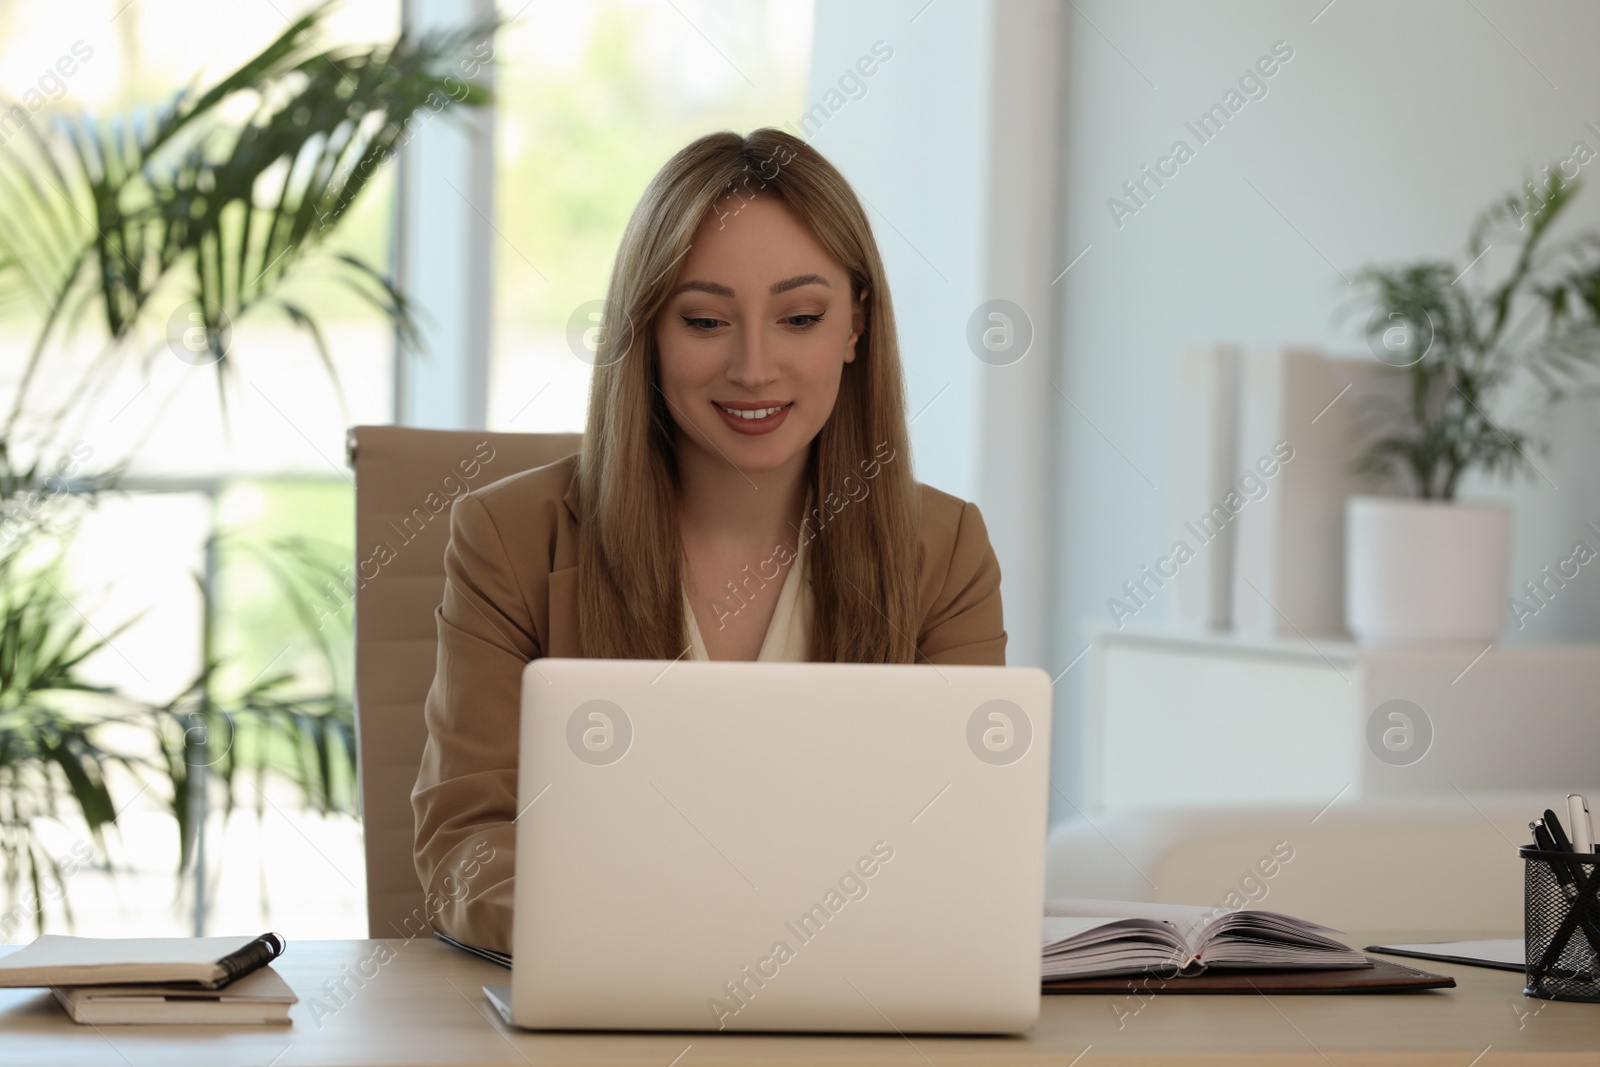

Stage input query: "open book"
[{"left": 1042, "top": 898, "right": 1369, "bottom": 980}]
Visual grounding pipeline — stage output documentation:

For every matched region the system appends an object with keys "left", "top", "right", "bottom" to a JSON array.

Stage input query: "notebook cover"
[
  {"left": 1043, "top": 954, "right": 1454, "bottom": 994},
  {"left": 52, "top": 966, "right": 296, "bottom": 1024},
  {"left": 0, "top": 933, "right": 283, "bottom": 990},
  {"left": 59, "top": 966, "right": 297, "bottom": 1003},
  {"left": 1364, "top": 941, "right": 1524, "bottom": 973}
]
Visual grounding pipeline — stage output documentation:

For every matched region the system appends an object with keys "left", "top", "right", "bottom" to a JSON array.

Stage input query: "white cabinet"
[{"left": 1086, "top": 628, "right": 1600, "bottom": 810}]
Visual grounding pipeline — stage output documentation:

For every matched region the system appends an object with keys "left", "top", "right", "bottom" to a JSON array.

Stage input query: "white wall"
[
  {"left": 807, "top": 0, "right": 993, "bottom": 503},
  {"left": 808, "top": 0, "right": 1062, "bottom": 673},
  {"left": 1050, "top": 0, "right": 1600, "bottom": 806}
]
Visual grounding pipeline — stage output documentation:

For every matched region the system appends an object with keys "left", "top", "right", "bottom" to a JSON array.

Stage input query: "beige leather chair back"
[{"left": 347, "top": 424, "right": 581, "bottom": 938}]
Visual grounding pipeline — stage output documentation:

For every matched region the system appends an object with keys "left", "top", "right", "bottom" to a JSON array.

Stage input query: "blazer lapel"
[
  {"left": 546, "top": 566, "right": 580, "bottom": 657},
  {"left": 546, "top": 474, "right": 582, "bottom": 658}
]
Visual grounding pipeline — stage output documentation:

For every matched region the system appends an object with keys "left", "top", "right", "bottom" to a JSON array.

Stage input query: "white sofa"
[{"left": 1043, "top": 790, "right": 1593, "bottom": 933}]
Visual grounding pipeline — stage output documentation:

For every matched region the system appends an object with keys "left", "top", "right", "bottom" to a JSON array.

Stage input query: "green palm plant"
[
  {"left": 1352, "top": 169, "right": 1600, "bottom": 498},
  {"left": 1, "top": 2, "right": 491, "bottom": 442},
  {"left": 0, "top": 557, "right": 143, "bottom": 939},
  {"left": 156, "top": 530, "right": 359, "bottom": 893},
  {"left": 0, "top": 3, "right": 493, "bottom": 933},
  {"left": 0, "top": 517, "right": 361, "bottom": 937},
  {"left": 0, "top": 447, "right": 131, "bottom": 939}
]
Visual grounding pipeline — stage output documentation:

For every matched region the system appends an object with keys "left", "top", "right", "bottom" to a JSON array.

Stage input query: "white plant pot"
[{"left": 1345, "top": 496, "right": 1510, "bottom": 645}]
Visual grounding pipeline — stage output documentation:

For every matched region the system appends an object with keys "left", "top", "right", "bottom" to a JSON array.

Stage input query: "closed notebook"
[
  {"left": 51, "top": 965, "right": 297, "bottom": 1025},
  {"left": 1365, "top": 938, "right": 1525, "bottom": 972},
  {"left": 0, "top": 933, "right": 284, "bottom": 990}
]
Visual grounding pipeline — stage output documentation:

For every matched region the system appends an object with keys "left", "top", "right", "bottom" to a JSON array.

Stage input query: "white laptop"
[{"left": 490, "top": 658, "right": 1052, "bottom": 1034}]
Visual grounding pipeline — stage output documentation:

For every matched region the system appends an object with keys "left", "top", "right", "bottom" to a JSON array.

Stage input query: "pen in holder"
[{"left": 1520, "top": 845, "right": 1600, "bottom": 1002}]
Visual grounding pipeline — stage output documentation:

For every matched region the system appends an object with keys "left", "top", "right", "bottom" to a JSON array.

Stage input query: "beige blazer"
[{"left": 411, "top": 452, "right": 1007, "bottom": 955}]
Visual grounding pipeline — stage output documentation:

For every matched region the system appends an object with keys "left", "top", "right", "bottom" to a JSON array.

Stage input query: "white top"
[{"left": 682, "top": 539, "right": 810, "bottom": 662}]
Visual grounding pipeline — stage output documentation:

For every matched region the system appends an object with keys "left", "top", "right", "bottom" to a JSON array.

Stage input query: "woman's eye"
[{"left": 680, "top": 313, "right": 824, "bottom": 331}]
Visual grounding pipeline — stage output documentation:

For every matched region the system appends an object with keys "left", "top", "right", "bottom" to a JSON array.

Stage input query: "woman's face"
[{"left": 655, "top": 193, "right": 865, "bottom": 476}]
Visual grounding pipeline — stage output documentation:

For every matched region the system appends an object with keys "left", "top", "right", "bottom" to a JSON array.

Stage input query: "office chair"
[{"left": 347, "top": 424, "right": 581, "bottom": 939}]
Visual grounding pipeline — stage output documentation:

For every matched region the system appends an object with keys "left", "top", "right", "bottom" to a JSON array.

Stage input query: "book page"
[
  {"left": 1043, "top": 898, "right": 1364, "bottom": 974},
  {"left": 1192, "top": 911, "right": 1365, "bottom": 969},
  {"left": 1045, "top": 898, "right": 1224, "bottom": 950},
  {"left": 1041, "top": 911, "right": 1196, "bottom": 978}
]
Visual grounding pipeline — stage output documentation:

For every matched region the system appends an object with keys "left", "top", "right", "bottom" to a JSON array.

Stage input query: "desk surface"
[{"left": 2, "top": 934, "right": 1596, "bottom": 1066}]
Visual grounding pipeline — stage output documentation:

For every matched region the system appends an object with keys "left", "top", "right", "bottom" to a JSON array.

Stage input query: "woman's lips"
[{"left": 712, "top": 400, "right": 792, "bottom": 436}]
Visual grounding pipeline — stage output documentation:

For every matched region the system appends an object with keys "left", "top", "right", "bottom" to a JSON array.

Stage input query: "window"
[
  {"left": 0, "top": 0, "right": 395, "bottom": 940},
  {"left": 1, "top": 0, "right": 815, "bottom": 942},
  {"left": 487, "top": 0, "right": 813, "bottom": 432}
]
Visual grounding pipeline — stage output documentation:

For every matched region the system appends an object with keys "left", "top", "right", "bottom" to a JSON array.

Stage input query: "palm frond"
[{"left": 0, "top": 3, "right": 495, "bottom": 434}]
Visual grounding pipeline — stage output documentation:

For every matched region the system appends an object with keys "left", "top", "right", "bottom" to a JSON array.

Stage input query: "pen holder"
[{"left": 1520, "top": 845, "right": 1600, "bottom": 1002}]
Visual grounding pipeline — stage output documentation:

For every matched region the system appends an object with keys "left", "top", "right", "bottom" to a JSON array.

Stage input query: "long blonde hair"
[{"left": 576, "top": 128, "right": 919, "bottom": 663}]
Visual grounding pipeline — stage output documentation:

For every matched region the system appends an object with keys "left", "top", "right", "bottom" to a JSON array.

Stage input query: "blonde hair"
[{"left": 576, "top": 128, "right": 920, "bottom": 663}]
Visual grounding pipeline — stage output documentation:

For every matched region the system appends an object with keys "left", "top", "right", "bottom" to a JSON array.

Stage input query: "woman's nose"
[{"left": 727, "top": 325, "right": 779, "bottom": 387}]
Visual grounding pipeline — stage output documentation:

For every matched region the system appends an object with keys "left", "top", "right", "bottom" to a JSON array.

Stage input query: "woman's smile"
[{"left": 712, "top": 399, "right": 793, "bottom": 435}]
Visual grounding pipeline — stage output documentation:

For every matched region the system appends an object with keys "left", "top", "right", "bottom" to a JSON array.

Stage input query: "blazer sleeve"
[
  {"left": 918, "top": 499, "right": 1008, "bottom": 666},
  {"left": 411, "top": 491, "right": 537, "bottom": 955}
]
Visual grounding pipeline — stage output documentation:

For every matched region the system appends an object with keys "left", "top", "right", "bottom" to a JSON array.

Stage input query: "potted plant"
[{"left": 1347, "top": 169, "right": 1600, "bottom": 644}]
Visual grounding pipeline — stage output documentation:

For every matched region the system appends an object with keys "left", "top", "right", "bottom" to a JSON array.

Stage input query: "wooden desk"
[{"left": 2, "top": 934, "right": 1597, "bottom": 1065}]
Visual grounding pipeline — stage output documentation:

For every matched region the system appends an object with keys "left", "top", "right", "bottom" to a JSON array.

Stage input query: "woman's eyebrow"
[
  {"left": 770, "top": 273, "right": 831, "bottom": 295},
  {"left": 671, "top": 274, "right": 832, "bottom": 298}
]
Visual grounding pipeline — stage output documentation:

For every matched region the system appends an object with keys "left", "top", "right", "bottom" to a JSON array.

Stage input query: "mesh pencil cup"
[{"left": 1520, "top": 845, "right": 1600, "bottom": 1002}]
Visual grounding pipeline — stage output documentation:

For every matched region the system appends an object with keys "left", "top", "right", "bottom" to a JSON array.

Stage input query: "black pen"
[{"left": 1544, "top": 809, "right": 1575, "bottom": 853}]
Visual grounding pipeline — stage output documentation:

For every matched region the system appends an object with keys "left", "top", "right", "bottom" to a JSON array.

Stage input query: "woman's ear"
[{"left": 846, "top": 288, "right": 870, "bottom": 362}]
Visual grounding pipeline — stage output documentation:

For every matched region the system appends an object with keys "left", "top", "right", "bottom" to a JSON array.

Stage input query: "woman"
[{"left": 411, "top": 128, "right": 1007, "bottom": 954}]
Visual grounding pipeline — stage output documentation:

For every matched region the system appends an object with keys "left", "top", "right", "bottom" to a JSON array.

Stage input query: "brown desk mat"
[{"left": 1043, "top": 955, "right": 1455, "bottom": 994}]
